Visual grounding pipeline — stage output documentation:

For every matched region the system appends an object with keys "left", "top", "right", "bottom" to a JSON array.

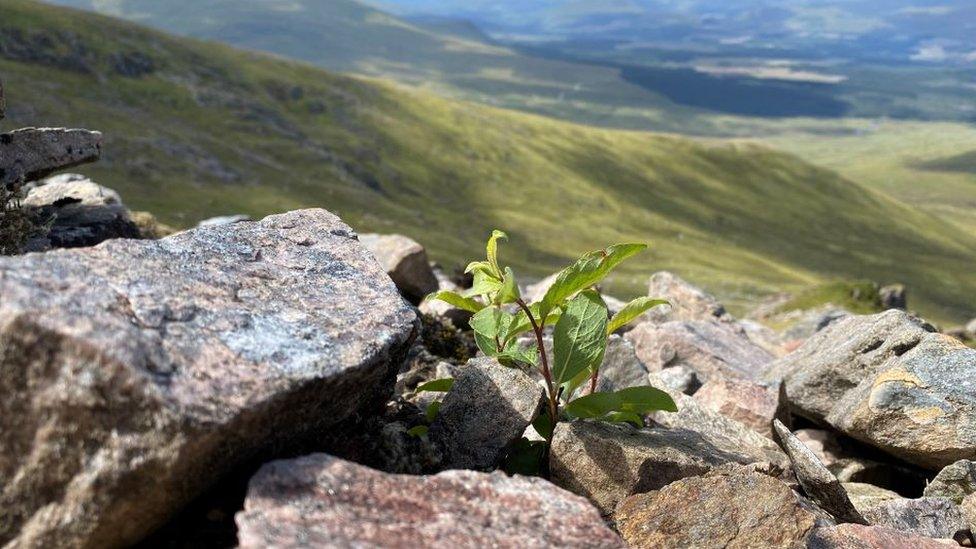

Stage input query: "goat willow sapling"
[{"left": 423, "top": 230, "right": 676, "bottom": 472}]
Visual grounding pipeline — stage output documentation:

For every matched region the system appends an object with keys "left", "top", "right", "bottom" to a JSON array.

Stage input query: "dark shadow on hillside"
[{"left": 913, "top": 150, "right": 976, "bottom": 175}]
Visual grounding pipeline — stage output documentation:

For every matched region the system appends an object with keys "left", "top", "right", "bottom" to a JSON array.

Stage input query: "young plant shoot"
[{"left": 426, "top": 230, "right": 677, "bottom": 471}]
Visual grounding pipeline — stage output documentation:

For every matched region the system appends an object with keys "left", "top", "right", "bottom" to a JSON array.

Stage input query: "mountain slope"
[{"left": 3, "top": 0, "right": 975, "bottom": 322}]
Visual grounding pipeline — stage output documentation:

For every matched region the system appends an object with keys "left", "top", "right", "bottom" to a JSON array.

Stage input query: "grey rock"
[
  {"left": 844, "top": 483, "right": 902, "bottom": 515},
  {"left": 549, "top": 419, "right": 781, "bottom": 514},
  {"left": 0, "top": 209, "right": 418, "bottom": 548},
  {"left": 0, "top": 79, "right": 5, "bottom": 120},
  {"left": 694, "top": 377, "right": 788, "bottom": 438},
  {"left": 963, "top": 493, "right": 976, "bottom": 536},
  {"left": 655, "top": 365, "right": 702, "bottom": 395},
  {"left": 595, "top": 335, "right": 651, "bottom": 393},
  {"left": 644, "top": 271, "right": 730, "bottom": 323},
  {"left": 767, "top": 310, "right": 976, "bottom": 470},
  {"left": 773, "top": 420, "right": 867, "bottom": 524},
  {"left": 22, "top": 174, "right": 140, "bottom": 251},
  {"left": 626, "top": 319, "right": 774, "bottom": 382},
  {"left": 861, "top": 497, "right": 969, "bottom": 541},
  {"left": 778, "top": 306, "right": 851, "bottom": 346},
  {"left": 924, "top": 460, "right": 976, "bottom": 504},
  {"left": 359, "top": 233, "right": 439, "bottom": 304},
  {"left": 880, "top": 284, "right": 908, "bottom": 311},
  {"left": 524, "top": 272, "right": 560, "bottom": 304},
  {"left": 418, "top": 268, "right": 473, "bottom": 328},
  {"left": 237, "top": 454, "right": 624, "bottom": 549},
  {"left": 966, "top": 318, "right": 976, "bottom": 337},
  {"left": 196, "top": 214, "right": 252, "bottom": 228},
  {"left": 0, "top": 127, "right": 102, "bottom": 186},
  {"left": 429, "top": 357, "right": 543, "bottom": 471},
  {"left": 806, "top": 523, "right": 962, "bottom": 548}
]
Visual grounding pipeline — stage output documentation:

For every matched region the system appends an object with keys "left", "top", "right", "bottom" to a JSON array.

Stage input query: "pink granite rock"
[{"left": 694, "top": 377, "right": 788, "bottom": 438}]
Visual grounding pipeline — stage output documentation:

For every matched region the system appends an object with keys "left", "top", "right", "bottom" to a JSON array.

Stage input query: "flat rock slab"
[
  {"left": 806, "top": 524, "right": 960, "bottom": 548},
  {"left": 861, "top": 497, "right": 969, "bottom": 541},
  {"left": 0, "top": 209, "right": 417, "bottom": 548},
  {"left": 694, "top": 377, "right": 787, "bottom": 438},
  {"left": 767, "top": 310, "right": 976, "bottom": 470},
  {"left": 614, "top": 466, "right": 833, "bottom": 549},
  {"left": 236, "top": 454, "right": 624, "bottom": 548},
  {"left": 0, "top": 127, "right": 102, "bottom": 186}
]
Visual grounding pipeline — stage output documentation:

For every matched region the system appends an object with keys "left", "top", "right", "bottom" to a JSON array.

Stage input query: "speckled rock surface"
[
  {"left": 429, "top": 357, "right": 543, "bottom": 471},
  {"left": 549, "top": 420, "right": 779, "bottom": 514},
  {"left": 359, "top": 233, "right": 438, "bottom": 303},
  {"left": 844, "top": 483, "right": 902, "bottom": 515},
  {"left": 773, "top": 420, "right": 866, "bottom": 524},
  {"left": 627, "top": 319, "right": 774, "bottom": 382},
  {"left": 236, "top": 454, "right": 624, "bottom": 549},
  {"left": 643, "top": 271, "right": 730, "bottom": 323},
  {"left": 614, "top": 466, "right": 832, "bottom": 549},
  {"left": 0, "top": 127, "right": 102, "bottom": 186},
  {"left": 924, "top": 460, "right": 976, "bottom": 504},
  {"left": 861, "top": 497, "right": 969, "bottom": 541},
  {"left": 0, "top": 209, "right": 418, "bottom": 548},
  {"left": 806, "top": 523, "right": 959, "bottom": 548},
  {"left": 766, "top": 310, "right": 976, "bottom": 470},
  {"left": 694, "top": 377, "right": 787, "bottom": 438},
  {"left": 962, "top": 493, "right": 976, "bottom": 534}
]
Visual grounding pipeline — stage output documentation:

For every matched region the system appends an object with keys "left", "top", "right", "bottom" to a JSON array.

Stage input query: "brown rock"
[
  {"left": 962, "top": 493, "right": 976, "bottom": 534},
  {"left": 844, "top": 483, "right": 901, "bottom": 515},
  {"left": 644, "top": 271, "right": 730, "bottom": 323},
  {"left": 236, "top": 454, "right": 624, "bottom": 549},
  {"left": 359, "top": 233, "right": 438, "bottom": 303},
  {"left": 0, "top": 209, "right": 418, "bottom": 548},
  {"left": 0, "top": 127, "right": 102, "bottom": 186},
  {"left": 861, "top": 497, "right": 969, "bottom": 541},
  {"left": 694, "top": 377, "right": 788, "bottom": 438},
  {"left": 806, "top": 523, "right": 959, "bottom": 548},
  {"left": 614, "top": 466, "right": 832, "bottom": 548}
]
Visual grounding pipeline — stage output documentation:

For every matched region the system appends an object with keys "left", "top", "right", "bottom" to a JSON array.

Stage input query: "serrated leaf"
[
  {"left": 415, "top": 378, "right": 454, "bottom": 393},
  {"left": 470, "top": 306, "right": 514, "bottom": 356},
  {"left": 539, "top": 243, "right": 647, "bottom": 318},
  {"left": 494, "top": 266, "right": 521, "bottom": 305},
  {"left": 551, "top": 290, "right": 609, "bottom": 386},
  {"left": 427, "top": 290, "right": 486, "bottom": 313},
  {"left": 486, "top": 229, "right": 507, "bottom": 277},
  {"left": 615, "top": 386, "right": 678, "bottom": 414},
  {"left": 607, "top": 297, "right": 669, "bottom": 334},
  {"left": 425, "top": 400, "right": 442, "bottom": 423},
  {"left": 406, "top": 425, "right": 429, "bottom": 437}
]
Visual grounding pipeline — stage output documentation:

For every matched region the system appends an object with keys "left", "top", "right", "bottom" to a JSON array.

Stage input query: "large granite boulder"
[
  {"left": 549, "top": 420, "right": 782, "bottom": 514},
  {"left": 767, "top": 310, "right": 976, "bottom": 469},
  {"left": 614, "top": 466, "right": 833, "bottom": 548},
  {"left": 626, "top": 319, "right": 774, "bottom": 382},
  {"left": 0, "top": 209, "right": 418, "bottom": 548},
  {"left": 236, "top": 454, "right": 624, "bottom": 548},
  {"left": 429, "top": 357, "right": 543, "bottom": 471},
  {"left": 22, "top": 174, "right": 141, "bottom": 251},
  {"left": 359, "top": 233, "right": 438, "bottom": 304}
]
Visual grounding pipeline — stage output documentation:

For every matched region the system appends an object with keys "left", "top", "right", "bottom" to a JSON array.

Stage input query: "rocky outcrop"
[
  {"left": 359, "top": 233, "right": 439, "bottom": 304},
  {"left": 429, "top": 357, "right": 543, "bottom": 471},
  {"left": 0, "top": 209, "right": 418, "bottom": 548},
  {"left": 861, "top": 497, "right": 969, "bottom": 541},
  {"left": 694, "top": 377, "right": 787, "bottom": 438},
  {"left": 626, "top": 319, "right": 774, "bottom": 382},
  {"left": 549, "top": 420, "right": 782, "bottom": 514},
  {"left": 22, "top": 174, "right": 141, "bottom": 251},
  {"left": 773, "top": 420, "right": 867, "bottom": 524},
  {"left": 0, "top": 127, "right": 102, "bottom": 186},
  {"left": 767, "top": 310, "right": 976, "bottom": 470},
  {"left": 614, "top": 466, "right": 832, "bottom": 548},
  {"left": 924, "top": 460, "right": 976, "bottom": 504},
  {"left": 806, "top": 524, "right": 961, "bottom": 548},
  {"left": 236, "top": 454, "right": 624, "bottom": 548}
]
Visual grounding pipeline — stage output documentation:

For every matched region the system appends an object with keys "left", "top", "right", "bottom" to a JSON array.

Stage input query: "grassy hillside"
[{"left": 3, "top": 0, "right": 976, "bottom": 322}]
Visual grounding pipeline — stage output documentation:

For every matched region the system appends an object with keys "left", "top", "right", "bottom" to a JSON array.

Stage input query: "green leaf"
[
  {"left": 502, "top": 438, "right": 547, "bottom": 476},
  {"left": 561, "top": 368, "right": 593, "bottom": 403},
  {"left": 470, "top": 306, "right": 514, "bottom": 356},
  {"left": 415, "top": 378, "right": 455, "bottom": 393},
  {"left": 406, "top": 425, "right": 429, "bottom": 437},
  {"left": 465, "top": 260, "right": 491, "bottom": 274},
  {"left": 565, "top": 391, "right": 620, "bottom": 419},
  {"left": 551, "top": 290, "right": 609, "bottom": 386},
  {"left": 486, "top": 230, "right": 507, "bottom": 277},
  {"left": 465, "top": 268, "right": 503, "bottom": 298},
  {"left": 539, "top": 243, "right": 647, "bottom": 318},
  {"left": 495, "top": 266, "right": 521, "bottom": 305},
  {"left": 607, "top": 297, "right": 669, "bottom": 334},
  {"left": 506, "top": 303, "right": 562, "bottom": 344},
  {"left": 425, "top": 400, "right": 442, "bottom": 423},
  {"left": 606, "top": 411, "right": 644, "bottom": 427},
  {"left": 532, "top": 409, "right": 555, "bottom": 440},
  {"left": 496, "top": 339, "right": 538, "bottom": 368},
  {"left": 615, "top": 386, "right": 678, "bottom": 414},
  {"left": 427, "top": 290, "right": 486, "bottom": 313}
]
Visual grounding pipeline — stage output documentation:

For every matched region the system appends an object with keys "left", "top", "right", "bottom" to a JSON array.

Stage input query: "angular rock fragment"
[
  {"left": 844, "top": 483, "right": 902, "bottom": 515},
  {"left": 0, "top": 127, "right": 102, "bottom": 186},
  {"left": 924, "top": 460, "right": 976, "bottom": 504},
  {"left": 806, "top": 523, "right": 960, "bottom": 548},
  {"left": 644, "top": 271, "right": 730, "bottom": 323},
  {"left": 614, "top": 466, "right": 833, "bottom": 548},
  {"left": 549, "top": 420, "right": 777, "bottom": 514},
  {"left": 773, "top": 420, "right": 867, "bottom": 524},
  {"left": 0, "top": 209, "right": 417, "bottom": 548},
  {"left": 418, "top": 266, "right": 474, "bottom": 327},
  {"left": 429, "top": 357, "right": 543, "bottom": 471},
  {"left": 236, "top": 454, "right": 624, "bottom": 548},
  {"left": 626, "top": 319, "right": 774, "bottom": 382},
  {"left": 767, "top": 310, "right": 976, "bottom": 470},
  {"left": 359, "top": 233, "right": 438, "bottom": 303},
  {"left": 694, "top": 377, "right": 787, "bottom": 438},
  {"left": 655, "top": 365, "right": 701, "bottom": 395},
  {"left": 963, "top": 493, "right": 976, "bottom": 536},
  {"left": 861, "top": 497, "right": 969, "bottom": 541}
]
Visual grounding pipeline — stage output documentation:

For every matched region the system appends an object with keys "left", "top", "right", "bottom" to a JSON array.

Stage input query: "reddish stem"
[{"left": 516, "top": 298, "right": 558, "bottom": 429}]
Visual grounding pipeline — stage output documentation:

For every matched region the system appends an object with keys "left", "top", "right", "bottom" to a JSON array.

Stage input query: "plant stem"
[
  {"left": 588, "top": 370, "right": 599, "bottom": 395},
  {"left": 516, "top": 298, "right": 558, "bottom": 428}
]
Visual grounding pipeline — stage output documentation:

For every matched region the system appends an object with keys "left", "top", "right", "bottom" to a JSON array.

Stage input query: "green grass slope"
[{"left": 2, "top": 0, "right": 975, "bottom": 322}]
